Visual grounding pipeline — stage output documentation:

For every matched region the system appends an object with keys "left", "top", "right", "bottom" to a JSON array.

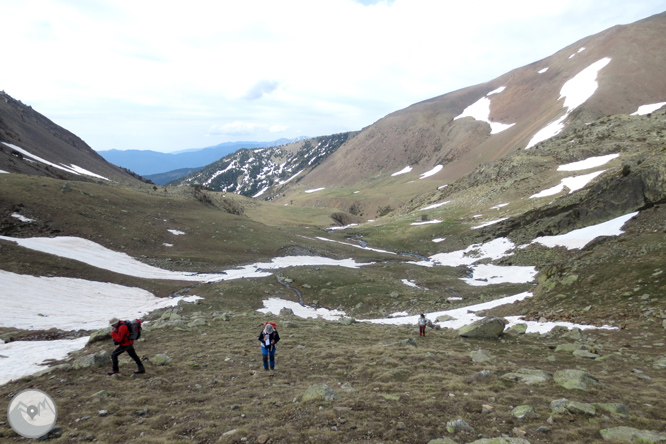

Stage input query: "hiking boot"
[
  {"left": 270, "top": 366, "right": 275, "bottom": 371},
  {"left": 107, "top": 371, "right": 119, "bottom": 376}
]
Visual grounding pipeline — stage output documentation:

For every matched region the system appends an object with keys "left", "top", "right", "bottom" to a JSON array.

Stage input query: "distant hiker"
[
  {"left": 258, "top": 321, "right": 280, "bottom": 371},
  {"left": 108, "top": 317, "right": 145, "bottom": 375},
  {"left": 418, "top": 313, "right": 428, "bottom": 336}
]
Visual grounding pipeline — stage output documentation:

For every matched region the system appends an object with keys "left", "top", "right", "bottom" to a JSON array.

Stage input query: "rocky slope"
[{"left": 0, "top": 91, "right": 142, "bottom": 184}]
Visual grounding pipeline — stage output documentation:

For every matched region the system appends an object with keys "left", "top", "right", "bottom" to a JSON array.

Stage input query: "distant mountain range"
[{"left": 98, "top": 138, "right": 308, "bottom": 178}]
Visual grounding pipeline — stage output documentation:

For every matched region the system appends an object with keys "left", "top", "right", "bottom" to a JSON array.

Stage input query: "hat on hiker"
[
  {"left": 264, "top": 323, "right": 274, "bottom": 334},
  {"left": 109, "top": 317, "right": 120, "bottom": 326}
]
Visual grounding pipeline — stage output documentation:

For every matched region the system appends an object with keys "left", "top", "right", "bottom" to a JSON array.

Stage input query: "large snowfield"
[{"left": 0, "top": 206, "right": 637, "bottom": 385}]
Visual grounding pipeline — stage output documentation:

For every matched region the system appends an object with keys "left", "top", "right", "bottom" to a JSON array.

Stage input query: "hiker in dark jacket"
[
  {"left": 108, "top": 317, "right": 145, "bottom": 375},
  {"left": 258, "top": 322, "right": 280, "bottom": 371}
]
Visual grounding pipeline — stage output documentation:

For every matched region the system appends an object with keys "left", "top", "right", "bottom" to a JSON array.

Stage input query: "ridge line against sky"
[{"left": 1, "top": 0, "right": 665, "bottom": 153}]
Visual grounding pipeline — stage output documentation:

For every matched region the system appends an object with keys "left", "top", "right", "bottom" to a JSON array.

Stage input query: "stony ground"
[{"left": 2, "top": 301, "right": 665, "bottom": 444}]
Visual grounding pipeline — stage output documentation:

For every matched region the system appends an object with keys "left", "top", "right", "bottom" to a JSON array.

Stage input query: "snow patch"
[
  {"left": 168, "top": 229, "right": 186, "bottom": 235},
  {"left": 454, "top": 87, "right": 515, "bottom": 134},
  {"left": 305, "top": 187, "right": 325, "bottom": 193},
  {"left": 420, "top": 165, "right": 443, "bottom": 179},
  {"left": 391, "top": 166, "right": 412, "bottom": 176},
  {"left": 631, "top": 102, "right": 666, "bottom": 116},
  {"left": 526, "top": 58, "right": 611, "bottom": 149},
  {"left": 11, "top": 213, "right": 35, "bottom": 223},
  {"left": 530, "top": 170, "right": 605, "bottom": 198},
  {"left": 557, "top": 154, "right": 619, "bottom": 171},
  {"left": 472, "top": 218, "right": 508, "bottom": 230},
  {"left": 420, "top": 201, "right": 450, "bottom": 211},
  {"left": 411, "top": 219, "right": 442, "bottom": 226},
  {"left": 532, "top": 212, "right": 637, "bottom": 250}
]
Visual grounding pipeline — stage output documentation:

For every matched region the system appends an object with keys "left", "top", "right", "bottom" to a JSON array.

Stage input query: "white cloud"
[{"left": 0, "top": 0, "right": 663, "bottom": 151}]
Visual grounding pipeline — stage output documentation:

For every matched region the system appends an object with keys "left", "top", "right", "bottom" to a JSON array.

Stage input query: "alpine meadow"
[{"left": 2, "top": 10, "right": 666, "bottom": 444}]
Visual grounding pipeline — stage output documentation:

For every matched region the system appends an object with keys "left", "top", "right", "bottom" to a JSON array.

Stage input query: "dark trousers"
[
  {"left": 419, "top": 325, "right": 426, "bottom": 336},
  {"left": 111, "top": 344, "right": 144, "bottom": 372}
]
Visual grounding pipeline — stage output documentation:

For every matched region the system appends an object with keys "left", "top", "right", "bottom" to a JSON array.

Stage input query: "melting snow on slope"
[
  {"left": 0, "top": 337, "right": 90, "bottom": 386},
  {"left": 420, "top": 165, "right": 443, "bottom": 179},
  {"left": 454, "top": 86, "right": 515, "bottom": 134},
  {"left": 0, "top": 270, "right": 199, "bottom": 331},
  {"left": 557, "top": 154, "right": 619, "bottom": 171},
  {"left": 1, "top": 142, "right": 110, "bottom": 181},
  {"left": 631, "top": 102, "right": 666, "bottom": 116},
  {"left": 526, "top": 58, "right": 611, "bottom": 149},
  {"left": 530, "top": 170, "right": 605, "bottom": 198},
  {"left": 531, "top": 212, "right": 637, "bottom": 249},
  {"left": 305, "top": 187, "right": 325, "bottom": 193},
  {"left": 472, "top": 218, "right": 508, "bottom": 230},
  {"left": 411, "top": 219, "right": 442, "bottom": 226},
  {"left": 461, "top": 264, "right": 537, "bottom": 286},
  {"left": 392, "top": 166, "right": 413, "bottom": 176},
  {"left": 420, "top": 201, "right": 450, "bottom": 211},
  {"left": 11, "top": 213, "right": 35, "bottom": 223}
]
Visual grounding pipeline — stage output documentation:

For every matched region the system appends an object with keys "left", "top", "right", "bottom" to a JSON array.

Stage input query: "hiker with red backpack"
[
  {"left": 108, "top": 317, "right": 145, "bottom": 376},
  {"left": 258, "top": 321, "right": 280, "bottom": 371}
]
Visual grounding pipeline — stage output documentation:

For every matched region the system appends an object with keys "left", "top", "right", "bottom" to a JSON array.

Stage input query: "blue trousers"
[{"left": 261, "top": 345, "right": 276, "bottom": 369}]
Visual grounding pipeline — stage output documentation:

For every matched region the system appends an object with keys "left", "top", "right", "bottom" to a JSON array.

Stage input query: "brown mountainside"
[
  {"left": 0, "top": 91, "right": 141, "bottom": 184},
  {"left": 299, "top": 11, "right": 666, "bottom": 189}
]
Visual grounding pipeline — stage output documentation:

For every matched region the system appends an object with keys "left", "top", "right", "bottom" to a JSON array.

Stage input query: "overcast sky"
[{"left": 1, "top": 1, "right": 665, "bottom": 153}]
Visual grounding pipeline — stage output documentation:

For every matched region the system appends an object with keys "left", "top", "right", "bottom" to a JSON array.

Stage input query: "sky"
[{"left": 1, "top": 1, "right": 665, "bottom": 153}]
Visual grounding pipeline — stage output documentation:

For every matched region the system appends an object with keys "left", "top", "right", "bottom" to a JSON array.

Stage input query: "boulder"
[
  {"left": 470, "top": 349, "right": 495, "bottom": 363},
  {"left": 302, "top": 384, "right": 338, "bottom": 402},
  {"left": 467, "top": 438, "right": 531, "bottom": 444},
  {"left": 339, "top": 317, "right": 355, "bottom": 326},
  {"left": 573, "top": 350, "right": 600, "bottom": 359},
  {"left": 512, "top": 405, "right": 536, "bottom": 419},
  {"left": 73, "top": 351, "right": 111, "bottom": 369},
  {"left": 594, "top": 403, "right": 629, "bottom": 417},
  {"left": 436, "top": 315, "right": 455, "bottom": 322},
  {"left": 653, "top": 357, "right": 666, "bottom": 369},
  {"left": 502, "top": 368, "right": 552, "bottom": 385},
  {"left": 550, "top": 398, "right": 570, "bottom": 414},
  {"left": 387, "top": 338, "right": 418, "bottom": 348},
  {"left": 600, "top": 426, "right": 666, "bottom": 442},
  {"left": 150, "top": 354, "right": 172, "bottom": 366},
  {"left": 446, "top": 418, "right": 474, "bottom": 434},
  {"left": 279, "top": 308, "right": 294, "bottom": 317},
  {"left": 87, "top": 327, "right": 111, "bottom": 344},
  {"left": 427, "top": 439, "right": 457, "bottom": 444},
  {"left": 458, "top": 316, "right": 506, "bottom": 338},
  {"left": 554, "top": 343, "right": 590, "bottom": 353},
  {"left": 505, "top": 323, "right": 527, "bottom": 335},
  {"left": 553, "top": 369, "right": 603, "bottom": 390},
  {"left": 566, "top": 401, "right": 596, "bottom": 416}
]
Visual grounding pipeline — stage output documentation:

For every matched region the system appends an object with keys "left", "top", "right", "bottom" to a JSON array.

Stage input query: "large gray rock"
[
  {"left": 458, "top": 316, "right": 506, "bottom": 338},
  {"left": 446, "top": 418, "right": 474, "bottom": 434},
  {"left": 73, "top": 351, "right": 111, "bottom": 369},
  {"left": 600, "top": 426, "right": 666, "bottom": 442},
  {"left": 502, "top": 368, "right": 552, "bottom": 385},
  {"left": 512, "top": 405, "right": 536, "bottom": 419},
  {"left": 467, "top": 438, "right": 532, "bottom": 444},
  {"left": 427, "top": 439, "right": 457, "bottom": 444},
  {"left": 87, "top": 327, "right": 112, "bottom": 344},
  {"left": 554, "top": 369, "right": 603, "bottom": 390},
  {"left": 470, "top": 349, "right": 495, "bottom": 363},
  {"left": 594, "top": 403, "right": 629, "bottom": 417},
  {"left": 653, "top": 357, "right": 666, "bottom": 369},
  {"left": 150, "top": 354, "right": 172, "bottom": 366},
  {"left": 302, "top": 384, "right": 338, "bottom": 402}
]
